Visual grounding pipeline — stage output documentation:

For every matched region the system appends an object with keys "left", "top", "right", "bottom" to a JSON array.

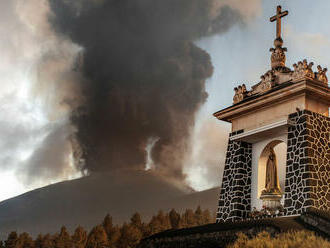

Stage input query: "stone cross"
[{"left": 270, "top": 5, "right": 289, "bottom": 39}]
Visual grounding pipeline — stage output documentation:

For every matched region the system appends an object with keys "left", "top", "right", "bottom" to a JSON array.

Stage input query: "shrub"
[{"left": 228, "top": 231, "right": 330, "bottom": 248}]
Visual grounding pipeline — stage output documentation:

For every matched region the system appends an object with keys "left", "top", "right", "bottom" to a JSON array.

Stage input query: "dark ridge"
[
  {"left": 0, "top": 171, "right": 219, "bottom": 238},
  {"left": 306, "top": 208, "right": 330, "bottom": 222},
  {"left": 145, "top": 216, "right": 305, "bottom": 240}
]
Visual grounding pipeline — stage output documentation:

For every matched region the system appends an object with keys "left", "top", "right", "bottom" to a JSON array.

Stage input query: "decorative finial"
[
  {"left": 292, "top": 59, "right": 315, "bottom": 80},
  {"left": 317, "top": 65, "right": 328, "bottom": 84},
  {"left": 233, "top": 84, "right": 247, "bottom": 104},
  {"left": 269, "top": 6, "right": 289, "bottom": 70},
  {"left": 270, "top": 6, "right": 289, "bottom": 40}
]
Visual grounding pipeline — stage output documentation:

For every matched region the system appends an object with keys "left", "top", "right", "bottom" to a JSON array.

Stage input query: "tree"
[
  {"left": 155, "top": 211, "right": 170, "bottom": 231},
  {"left": 34, "top": 235, "right": 43, "bottom": 248},
  {"left": 86, "top": 225, "right": 108, "bottom": 248},
  {"left": 169, "top": 209, "right": 180, "bottom": 229},
  {"left": 103, "top": 214, "right": 122, "bottom": 247},
  {"left": 54, "top": 226, "right": 72, "bottom": 248},
  {"left": 103, "top": 214, "right": 113, "bottom": 237},
  {"left": 16, "top": 233, "right": 34, "bottom": 248},
  {"left": 202, "top": 209, "right": 212, "bottom": 224},
  {"left": 40, "top": 234, "right": 54, "bottom": 248},
  {"left": 118, "top": 223, "right": 142, "bottom": 248},
  {"left": 148, "top": 216, "right": 162, "bottom": 235},
  {"left": 194, "top": 206, "right": 203, "bottom": 225},
  {"left": 72, "top": 226, "right": 87, "bottom": 248},
  {"left": 5, "top": 232, "right": 18, "bottom": 248},
  {"left": 180, "top": 209, "right": 196, "bottom": 228},
  {"left": 130, "top": 213, "right": 142, "bottom": 229},
  {"left": 139, "top": 223, "right": 151, "bottom": 239},
  {"left": 108, "top": 226, "right": 121, "bottom": 248}
]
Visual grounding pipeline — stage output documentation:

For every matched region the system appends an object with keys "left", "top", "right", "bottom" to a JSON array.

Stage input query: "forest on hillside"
[
  {"left": 2, "top": 206, "right": 330, "bottom": 248},
  {"left": 0, "top": 207, "right": 213, "bottom": 248}
]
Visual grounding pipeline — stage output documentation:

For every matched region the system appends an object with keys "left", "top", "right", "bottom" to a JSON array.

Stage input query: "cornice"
[{"left": 214, "top": 79, "right": 330, "bottom": 122}]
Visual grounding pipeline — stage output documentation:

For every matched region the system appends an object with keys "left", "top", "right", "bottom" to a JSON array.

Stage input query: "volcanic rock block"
[
  {"left": 216, "top": 138, "right": 252, "bottom": 222},
  {"left": 284, "top": 110, "right": 330, "bottom": 215}
]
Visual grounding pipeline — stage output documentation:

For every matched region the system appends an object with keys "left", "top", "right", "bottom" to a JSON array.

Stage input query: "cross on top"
[{"left": 270, "top": 5, "right": 289, "bottom": 39}]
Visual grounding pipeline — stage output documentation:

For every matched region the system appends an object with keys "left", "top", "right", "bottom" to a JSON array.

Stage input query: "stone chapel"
[
  {"left": 138, "top": 6, "right": 330, "bottom": 248},
  {"left": 214, "top": 5, "right": 330, "bottom": 222}
]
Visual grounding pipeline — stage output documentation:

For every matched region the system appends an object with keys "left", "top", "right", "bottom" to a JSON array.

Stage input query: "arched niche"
[{"left": 257, "top": 140, "right": 287, "bottom": 199}]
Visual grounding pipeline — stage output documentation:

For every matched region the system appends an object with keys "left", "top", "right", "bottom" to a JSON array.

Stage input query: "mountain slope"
[{"left": 0, "top": 170, "right": 218, "bottom": 238}]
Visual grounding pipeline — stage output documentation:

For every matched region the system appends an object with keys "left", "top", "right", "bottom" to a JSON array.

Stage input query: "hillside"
[{"left": 0, "top": 170, "right": 218, "bottom": 238}]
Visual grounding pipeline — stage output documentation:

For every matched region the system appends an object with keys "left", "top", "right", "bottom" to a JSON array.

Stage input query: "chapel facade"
[{"left": 214, "top": 6, "right": 330, "bottom": 222}]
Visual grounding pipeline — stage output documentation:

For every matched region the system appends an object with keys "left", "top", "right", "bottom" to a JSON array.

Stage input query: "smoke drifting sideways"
[
  {"left": 0, "top": 0, "right": 84, "bottom": 197},
  {"left": 184, "top": 119, "right": 230, "bottom": 191},
  {"left": 47, "top": 0, "right": 261, "bottom": 183}
]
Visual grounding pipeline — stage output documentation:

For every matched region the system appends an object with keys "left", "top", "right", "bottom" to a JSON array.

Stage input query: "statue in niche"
[{"left": 262, "top": 148, "right": 282, "bottom": 195}]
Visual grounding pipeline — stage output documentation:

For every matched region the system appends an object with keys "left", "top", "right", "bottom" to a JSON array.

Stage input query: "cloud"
[
  {"left": 0, "top": 0, "right": 82, "bottom": 194},
  {"left": 17, "top": 121, "right": 82, "bottom": 187},
  {"left": 212, "top": 0, "right": 262, "bottom": 21},
  {"left": 285, "top": 24, "right": 330, "bottom": 64},
  {"left": 184, "top": 118, "right": 230, "bottom": 190}
]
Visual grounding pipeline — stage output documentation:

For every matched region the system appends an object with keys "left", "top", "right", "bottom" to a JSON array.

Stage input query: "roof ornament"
[
  {"left": 292, "top": 59, "right": 315, "bottom": 80},
  {"left": 231, "top": 6, "right": 329, "bottom": 106},
  {"left": 270, "top": 6, "right": 289, "bottom": 70},
  {"left": 233, "top": 84, "right": 247, "bottom": 104},
  {"left": 316, "top": 65, "right": 328, "bottom": 84}
]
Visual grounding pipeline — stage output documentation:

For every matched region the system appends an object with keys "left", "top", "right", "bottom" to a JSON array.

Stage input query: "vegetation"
[
  {"left": 3, "top": 208, "right": 328, "bottom": 248},
  {"left": 229, "top": 231, "right": 330, "bottom": 248},
  {"left": 0, "top": 206, "right": 213, "bottom": 248},
  {"left": 249, "top": 205, "right": 285, "bottom": 218}
]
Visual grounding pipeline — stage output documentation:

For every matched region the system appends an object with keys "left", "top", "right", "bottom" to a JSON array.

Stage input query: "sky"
[{"left": 0, "top": 0, "right": 330, "bottom": 201}]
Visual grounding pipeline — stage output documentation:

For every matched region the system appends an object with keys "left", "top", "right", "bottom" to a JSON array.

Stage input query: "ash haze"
[
  {"left": 0, "top": 0, "right": 329, "bottom": 201},
  {"left": 48, "top": 0, "right": 263, "bottom": 182},
  {"left": 0, "top": 0, "right": 84, "bottom": 201}
]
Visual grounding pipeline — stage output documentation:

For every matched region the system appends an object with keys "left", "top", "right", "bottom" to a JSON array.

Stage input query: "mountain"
[{"left": 0, "top": 170, "right": 219, "bottom": 238}]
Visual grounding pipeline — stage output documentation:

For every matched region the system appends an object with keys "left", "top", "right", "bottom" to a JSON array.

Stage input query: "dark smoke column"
[{"left": 49, "top": 0, "right": 241, "bottom": 181}]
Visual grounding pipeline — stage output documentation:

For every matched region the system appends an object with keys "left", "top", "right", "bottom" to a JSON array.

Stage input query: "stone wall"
[
  {"left": 284, "top": 110, "right": 330, "bottom": 215},
  {"left": 216, "top": 135, "right": 252, "bottom": 223}
]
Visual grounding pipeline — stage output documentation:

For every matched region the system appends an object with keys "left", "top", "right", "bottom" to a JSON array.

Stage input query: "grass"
[{"left": 228, "top": 230, "right": 330, "bottom": 248}]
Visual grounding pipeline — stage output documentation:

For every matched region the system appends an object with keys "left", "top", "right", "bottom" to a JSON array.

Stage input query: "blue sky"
[
  {"left": 1, "top": 0, "right": 330, "bottom": 200},
  {"left": 201, "top": 0, "right": 330, "bottom": 112}
]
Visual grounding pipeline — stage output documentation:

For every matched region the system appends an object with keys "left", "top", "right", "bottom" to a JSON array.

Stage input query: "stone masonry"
[
  {"left": 216, "top": 135, "right": 252, "bottom": 223},
  {"left": 284, "top": 110, "right": 330, "bottom": 215}
]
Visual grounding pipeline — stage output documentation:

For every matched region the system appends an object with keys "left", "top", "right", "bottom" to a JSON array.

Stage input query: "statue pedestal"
[{"left": 260, "top": 193, "right": 282, "bottom": 208}]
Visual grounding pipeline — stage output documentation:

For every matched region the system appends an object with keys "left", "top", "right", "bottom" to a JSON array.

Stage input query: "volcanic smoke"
[{"left": 46, "top": 0, "right": 261, "bottom": 183}]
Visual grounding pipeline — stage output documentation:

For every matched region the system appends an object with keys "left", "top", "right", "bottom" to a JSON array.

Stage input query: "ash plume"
[
  {"left": 0, "top": 0, "right": 83, "bottom": 193},
  {"left": 47, "top": 0, "right": 258, "bottom": 181}
]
